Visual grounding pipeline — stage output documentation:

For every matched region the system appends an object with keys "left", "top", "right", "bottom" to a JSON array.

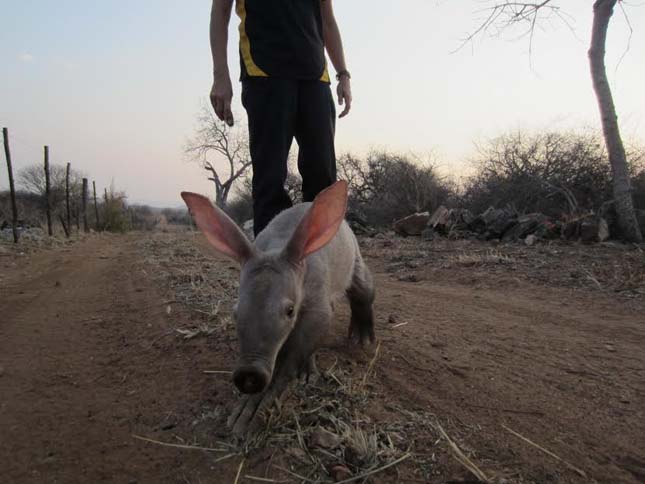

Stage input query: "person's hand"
[
  {"left": 337, "top": 76, "right": 352, "bottom": 118},
  {"left": 210, "top": 73, "right": 234, "bottom": 126}
]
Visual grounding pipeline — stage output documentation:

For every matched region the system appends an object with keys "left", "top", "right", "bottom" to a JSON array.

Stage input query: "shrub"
[
  {"left": 462, "top": 130, "right": 621, "bottom": 216},
  {"left": 338, "top": 151, "right": 457, "bottom": 226}
]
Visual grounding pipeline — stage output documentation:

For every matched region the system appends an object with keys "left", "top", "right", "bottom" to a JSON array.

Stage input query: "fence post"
[
  {"left": 103, "top": 188, "right": 109, "bottom": 231},
  {"left": 58, "top": 214, "right": 70, "bottom": 238},
  {"left": 44, "top": 146, "right": 53, "bottom": 236},
  {"left": 82, "top": 178, "right": 89, "bottom": 233},
  {"left": 2, "top": 127, "right": 19, "bottom": 243},
  {"left": 65, "top": 162, "right": 71, "bottom": 237},
  {"left": 93, "top": 181, "right": 100, "bottom": 230}
]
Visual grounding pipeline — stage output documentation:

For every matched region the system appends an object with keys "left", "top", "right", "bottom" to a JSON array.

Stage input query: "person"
[{"left": 209, "top": 0, "right": 352, "bottom": 235}]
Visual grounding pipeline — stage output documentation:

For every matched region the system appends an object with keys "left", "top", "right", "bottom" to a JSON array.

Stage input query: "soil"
[{"left": 1, "top": 231, "right": 644, "bottom": 484}]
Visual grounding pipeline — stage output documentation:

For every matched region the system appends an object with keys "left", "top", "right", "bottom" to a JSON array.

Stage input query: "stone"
[
  {"left": 241, "top": 219, "right": 254, "bottom": 240},
  {"left": 329, "top": 464, "right": 352, "bottom": 482},
  {"left": 428, "top": 205, "right": 450, "bottom": 228},
  {"left": 561, "top": 219, "right": 580, "bottom": 240},
  {"left": 502, "top": 213, "right": 552, "bottom": 242},
  {"left": 393, "top": 212, "right": 430, "bottom": 236},
  {"left": 525, "top": 234, "right": 537, "bottom": 246},
  {"left": 309, "top": 427, "right": 341, "bottom": 450},
  {"left": 580, "top": 216, "right": 610, "bottom": 243},
  {"left": 481, "top": 207, "right": 517, "bottom": 239}
]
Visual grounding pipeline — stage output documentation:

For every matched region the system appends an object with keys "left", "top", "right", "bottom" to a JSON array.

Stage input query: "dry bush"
[
  {"left": 226, "top": 171, "right": 304, "bottom": 225},
  {"left": 463, "top": 130, "right": 645, "bottom": 216},
  {"left": 102, "top": 185, "right": 131, "bottom": 233},
  {"left": 339, "top": 150, "right": 457, "bottom": 227}
]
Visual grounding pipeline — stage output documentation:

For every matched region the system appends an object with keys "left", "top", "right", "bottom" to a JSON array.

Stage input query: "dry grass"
[
  {"left": 452, "top": 251, "right": 516, "bottom": 267},
  {"left": 137, "top": 232, "right": 238, "bottom": 339}
]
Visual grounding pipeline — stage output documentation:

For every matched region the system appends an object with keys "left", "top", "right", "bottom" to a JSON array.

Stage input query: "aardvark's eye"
[{"left": 286, "top": 305, "right": 295, "bottom": 318}]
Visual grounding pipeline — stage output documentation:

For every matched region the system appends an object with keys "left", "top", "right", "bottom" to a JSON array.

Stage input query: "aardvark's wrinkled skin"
[{"left": 182, "top": 182, "right": 375, "bottom": 435}]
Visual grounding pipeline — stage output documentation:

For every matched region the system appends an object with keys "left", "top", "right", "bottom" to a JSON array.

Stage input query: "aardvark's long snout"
[{"left": 233, "top": 364, "right": 271, "bottom": 394}]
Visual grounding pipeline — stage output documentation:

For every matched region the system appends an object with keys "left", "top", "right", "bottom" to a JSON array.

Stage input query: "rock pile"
[{"left": 393, "top": 205, "right": 616, "bottom": 244}]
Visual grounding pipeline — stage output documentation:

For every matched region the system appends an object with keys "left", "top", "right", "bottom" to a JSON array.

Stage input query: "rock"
[
  {"left": 309, "top": 427, "right": 341, "bottom": 450},
  {"left": 460, "top": 209, "right": 476, "bottom": 226},
  {"left": 393, "top": 212, "right": 430, "bottom": 236},
  {"left": 284, "top": 446, "right": 308, "bottom": 460},
  {"left": 481, "top": 207, "right": 517, "bottom": 239},
  {"left": 561, "top": 219, "right": 580, "bottom": 240},
  {"left": 580, "top": 216, "right": 610, "bottom": 243},
  {"left": 525, "top": 234, "right": 537, "bottom": 246},
  {"left": 599, "top": 200, "right": 618, "bottom": 235},
  {"left": 533, "top": 218, "right": 560, "bottom": 239},
  {"left": 329, "top": 464, "right": 352, "bottom": 482},
  {"left": 502, "top": 213, "right": 551, "bottom": 242},
  {"left": 242, "top": 219, "right": 254, "bottom": 238},
  {"left": 428, "top": 205, "right": 450, "bottom": 228},
  {"left": 467, "top": 215, "right": 487, "bottom": 234},
  {"left": 398, "top": 273, "right": 421, "bottom": 283},
  {"left": 600, "top": 202, "right": 645, "bottom": 239},
  {"left": 563, "top": 215, "right": 609, "bottom": 243}
]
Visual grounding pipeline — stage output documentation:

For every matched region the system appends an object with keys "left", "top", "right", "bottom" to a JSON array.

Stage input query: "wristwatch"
[{"left": 336, "top": 70, "right": 351, "bottom": 81}]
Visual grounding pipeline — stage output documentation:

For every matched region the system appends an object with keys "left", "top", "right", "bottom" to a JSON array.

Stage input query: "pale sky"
[{"left": 1, "top": 1, "right": 644, "bottom": 206}]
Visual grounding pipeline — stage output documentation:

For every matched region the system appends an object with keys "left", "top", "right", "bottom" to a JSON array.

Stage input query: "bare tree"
[
  {"left": 462, "top": 0, "right": 642, "bottom": 241},
  {"left": 185, "top": 106, "right": 252, "bottom": 209},
  {"left": 18, "top": 163, "right": 84, "bottom": 216}
]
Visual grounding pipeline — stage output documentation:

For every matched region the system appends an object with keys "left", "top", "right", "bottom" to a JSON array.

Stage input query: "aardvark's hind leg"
[{"left": 346, "top": 258, "right": 375, "bottom": 346}]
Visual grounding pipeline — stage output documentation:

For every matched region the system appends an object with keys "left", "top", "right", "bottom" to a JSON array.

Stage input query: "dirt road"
[{"left": 1, "top": 233, "right": 644, "bottom": 483}]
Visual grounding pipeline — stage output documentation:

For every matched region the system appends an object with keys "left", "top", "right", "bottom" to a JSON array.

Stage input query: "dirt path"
[
  {"left": 1, "top": 233, "right": 644, "bottom": 483},
  {"left": 0, "top": 235, "right": 207, "bottom": 483}
]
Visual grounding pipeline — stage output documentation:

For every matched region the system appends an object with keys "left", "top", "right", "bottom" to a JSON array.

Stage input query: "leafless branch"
[
  {"left": 184, "top": 104, "right": 252, "bottom": 208},
  {"left": 455, "top": 1, "right": 562, "bottom": 58}
]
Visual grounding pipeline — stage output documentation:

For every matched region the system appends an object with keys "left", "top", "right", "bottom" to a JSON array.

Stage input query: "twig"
[
  {"left": 360, "top": 341, "right": 382, "bottom": 389},
  {"left": 203, "top": 370, "right": 233, "bottom": 375},
  {"left": 502, "top": 424, "right": 587, "bottom": 477},
  {"left": 233, "top": 457, "right": 245, "bottom": 484},
  {"left": 131, "top": 434, "right": 227, "bottom": 452},
  {"left": 244, "top": 476, "right": 286, "bottom": 483},
  {"left": 392, "top": 322, "right": 409, "bottom": 328},
  {"left": 436, "top": 423, "right": 490, "bottom": 483},
  {"left": 213, "top": 453, "right": 238, "bottom": 464},
  {"left": 582, "top": 269, "right": 602, "bottom": 290},
  {"left": 334, "top": 452, "right": 413, "bottom": 484}
]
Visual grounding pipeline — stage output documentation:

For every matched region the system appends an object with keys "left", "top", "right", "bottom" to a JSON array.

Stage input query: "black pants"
[{"left": 242, "top": 78, "right": 336, "bottom": 236}]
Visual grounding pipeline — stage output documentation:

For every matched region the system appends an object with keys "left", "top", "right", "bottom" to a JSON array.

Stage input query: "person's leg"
[
  {"left": 242, "top": 78, "right": 297, "bottom": 236},
  {"left": 294, "top": 81, "right": 337, "bottom": 203}
]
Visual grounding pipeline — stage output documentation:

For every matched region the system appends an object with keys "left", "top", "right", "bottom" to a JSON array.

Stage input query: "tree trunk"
[{"left": 589, "top": 0, "right": 642, "bottom": 242}]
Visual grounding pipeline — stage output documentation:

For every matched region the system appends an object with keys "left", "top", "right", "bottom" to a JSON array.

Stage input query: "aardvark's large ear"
[
  {"left": 181, "top": 192, "right": 254, "bottom": 264},
  {"left": 284, "top": 181, "right": 348, "bottom": 263}
]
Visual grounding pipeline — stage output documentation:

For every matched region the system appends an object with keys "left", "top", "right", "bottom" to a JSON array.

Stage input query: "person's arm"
[
  {"left": 210, "top": 0, "right": 235, "bottom": 126},
  {"left": 320, "top": 0, "right": 352, "bottom": 118}
]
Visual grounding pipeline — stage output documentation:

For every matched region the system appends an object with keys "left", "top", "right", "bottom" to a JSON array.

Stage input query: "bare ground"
[{"left": 0, "top": 231, "right": 644, "bottom": 484}]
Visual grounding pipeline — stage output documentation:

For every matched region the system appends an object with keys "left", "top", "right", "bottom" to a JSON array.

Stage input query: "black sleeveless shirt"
[{"left": 235, "top": 0, "right": 330, "bottom": 82}]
